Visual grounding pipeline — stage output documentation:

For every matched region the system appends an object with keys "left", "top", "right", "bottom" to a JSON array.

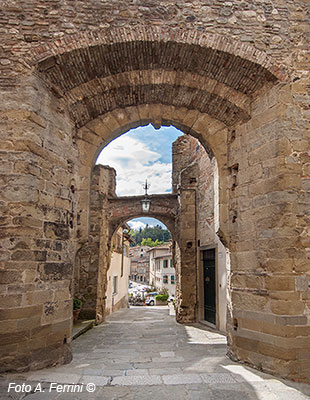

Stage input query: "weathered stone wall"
[
  {"left": 226, "top": 83, "right": 310, "bottom": 381},
  {"left": 173, "top": 134, "right": 215, "bottom": 244},
  {"left": 177, "top": 162, "right": 199, "bottom": 323},
  {"left": 74, "top": 164, "right": 116, "bottom": 320},
  {"left": 0, "top": 76, "right": 77, "bottom": 372},
  {"left": 0, "top": 0, "right": 307, "bottom": 85}
]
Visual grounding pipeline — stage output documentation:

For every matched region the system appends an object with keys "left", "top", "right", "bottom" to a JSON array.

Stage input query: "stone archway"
[
  {"left": 1, "top": 18, "right": 309, "bottom": 383},
  {"left": 107, "top": 194, "right": 178, "bottom": 241},
  {"left": 74, "top": 165, "right": 180, "bottom": 324}
]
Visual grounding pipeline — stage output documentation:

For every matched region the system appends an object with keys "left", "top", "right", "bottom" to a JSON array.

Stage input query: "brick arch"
[
  {"left": 70, "top": 83, "right": 250, "bottom": 128},
  {"left": 29, "top": 26, "right": 287, "bottom": 81},
  {"left": 107, "top": 194, "right": 178, "bottom": 242},
  {"left": 65, "top": 69, "right": 252, "bottom": 128},
  {"left": 29, "top": 26, "right": 286, "bottom": 130}
]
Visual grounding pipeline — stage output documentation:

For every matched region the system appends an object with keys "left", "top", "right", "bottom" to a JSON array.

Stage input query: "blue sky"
[
  {"left": 128, "top": 125, "right": 180, "bottom": 165},
  {"left": 96, "top": 124, "right": 182, "bottom": 230}
]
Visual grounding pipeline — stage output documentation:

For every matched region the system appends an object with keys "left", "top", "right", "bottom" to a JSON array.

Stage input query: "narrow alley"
[{"left": 1, "top": 307, "right": 309, "bottom": 400}]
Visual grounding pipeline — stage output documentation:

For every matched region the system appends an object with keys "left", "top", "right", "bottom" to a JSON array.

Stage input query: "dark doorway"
[{"left": 203, "top": 248, "right": 216, "bottom": 325}]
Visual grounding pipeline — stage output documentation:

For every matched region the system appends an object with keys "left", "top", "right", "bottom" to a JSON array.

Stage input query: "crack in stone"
[{"left": 106, "top": 376, "right": 113, "bottom": 386}]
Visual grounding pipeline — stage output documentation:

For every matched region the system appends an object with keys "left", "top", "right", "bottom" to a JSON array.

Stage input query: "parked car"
[{"left": 145, "top": 292, "right": 159, "bottom": 306}]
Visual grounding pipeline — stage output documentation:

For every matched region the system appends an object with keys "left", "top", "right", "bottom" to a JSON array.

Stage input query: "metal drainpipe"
[{"left": 121, "top": 232, "right": 124, "bottom": 278}]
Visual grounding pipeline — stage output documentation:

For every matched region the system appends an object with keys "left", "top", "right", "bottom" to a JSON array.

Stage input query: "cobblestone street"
[{"left": 1, "top": 307, "right": 309, "bottom": 400}]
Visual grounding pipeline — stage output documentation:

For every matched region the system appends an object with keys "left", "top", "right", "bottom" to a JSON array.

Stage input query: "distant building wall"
[
  {"left": 105, "top": 229, "right": 130, "bottom": 316},
  {"left": 129, "top": 246, "right": 150, "bottom": 284},
  {"left": 148, "top": 245, "right": 175, "bottom": 296}
]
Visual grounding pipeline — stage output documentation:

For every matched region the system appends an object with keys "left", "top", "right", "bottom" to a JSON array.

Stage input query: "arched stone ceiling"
[
  {"left": 66, "top": 71, "right": 250, "bottom": 112},
  {"left": 70, "top": 83, "right": 250, "bottom": 128},
  {"left": 33, "top": 28, "right": 284, "bottom": 129},
  {"left": 37, "top": 41, "right": 276, "bottom": 95}
]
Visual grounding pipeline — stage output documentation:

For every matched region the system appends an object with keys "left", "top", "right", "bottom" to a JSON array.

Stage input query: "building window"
[
  {"left": 113, "top": 276, "right": 118, "bottom": 294},
  {"left": 163, "top": 275, "right": 168, "bottom": 284},
  {"left": 170, "top": 259, "right": 173, "bottom": 268},
  {"left": 163, "top": 259, "right": 168, "bottom": 268},
  {"left": 171, "top": 275, "right": 175, "bottom": 284}
]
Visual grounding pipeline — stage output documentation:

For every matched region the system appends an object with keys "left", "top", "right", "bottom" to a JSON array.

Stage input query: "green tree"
[
  {"left": 141, "top": 238, "right": 163, "bottom": 247},
  {"left": 129, "top": 224, "right": 171, "bottom": 246}
]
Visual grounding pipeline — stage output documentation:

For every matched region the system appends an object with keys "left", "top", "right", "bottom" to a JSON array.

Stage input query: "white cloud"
[
  {"left": 127, "top": 220, "right": 147, "bottom": 230},
  {"left": 96, "top": 135, "right": 172, "bottom": 196}
]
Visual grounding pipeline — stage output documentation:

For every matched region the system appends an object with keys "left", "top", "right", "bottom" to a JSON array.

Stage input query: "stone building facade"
[
  {"left": 0, "top": 0, "right": 310, "bottom": 383},
  {"left": 129, "top": 245, "right": 151, "bottom": 284},
  {"left": 148, "top": 244, "right": 176, "bottom": 297}
]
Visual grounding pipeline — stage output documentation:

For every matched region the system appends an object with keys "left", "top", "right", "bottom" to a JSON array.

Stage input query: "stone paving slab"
[
  {"left": 160, "top": 351, "right": 175, "bottom": 357},
  {"left": 81, "top": 368, "right": 103, "bottom": 376},
  {"left": 125, "top": 369, "right": 149, "bottom": 376},
  {"left": 101, "top": 384, "right": 190, "bottom": 400},
  {"left": 162, "top": 374, "right": 202, "bottom": 385},
  {"left": 148, "top": 367, "right": 183, "bottom": 375},
  {"left": 79, "top": 375, "right": 110, "bottom": 386},
  {"left": 111, "top": 375, "right": 162, "bottom": 386},
  {"left": 25, "top": 372, "right": 81, "bottom": 384},
  {"left": 200, "top": 372, "right": 237, "bottom": 383},
  {"left": 151, "top": 356, "right": 184, "bottom": 363}
]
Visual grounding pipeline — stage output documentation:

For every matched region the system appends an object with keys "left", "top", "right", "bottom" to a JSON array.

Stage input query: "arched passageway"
[
  {"left": 74, "top": 162, "right": 180, "bottom": 324},
  {"left": 1, "top": 16, "right": 309, "bottom": 384}
]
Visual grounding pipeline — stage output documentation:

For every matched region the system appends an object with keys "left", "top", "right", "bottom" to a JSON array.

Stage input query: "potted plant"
[{"left": 73, "top": 298, "right": 82, "bottom": 322}]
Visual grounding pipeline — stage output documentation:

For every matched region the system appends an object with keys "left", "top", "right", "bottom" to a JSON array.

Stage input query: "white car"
[{"left": 145, "top": 292, "right": 159, "bottom": 306}]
